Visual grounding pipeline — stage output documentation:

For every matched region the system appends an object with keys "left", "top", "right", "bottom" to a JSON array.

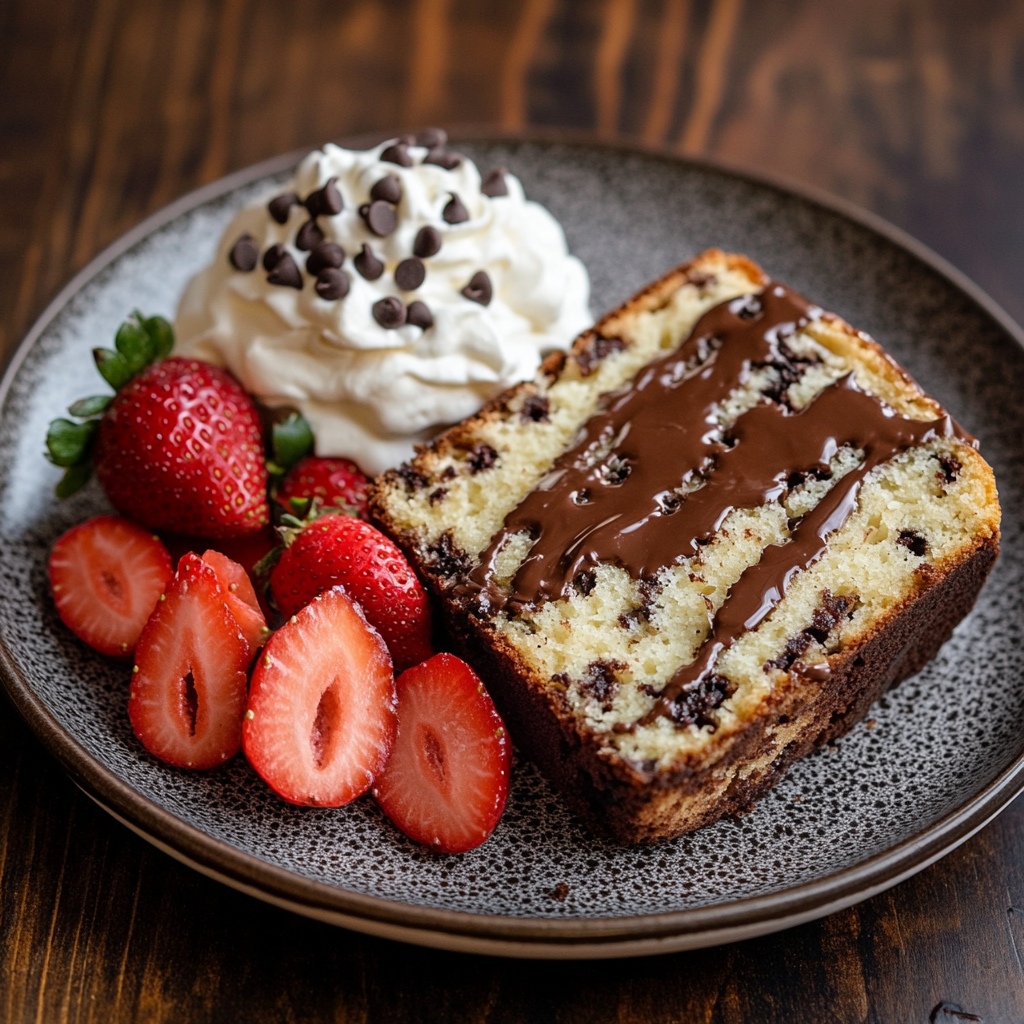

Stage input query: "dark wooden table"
[{"left": 3, "top": 1, "right": 1024, "bottom": 1019}]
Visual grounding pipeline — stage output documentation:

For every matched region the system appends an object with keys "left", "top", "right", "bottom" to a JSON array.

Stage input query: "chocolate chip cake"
[{"left": 369, "top": 249, "right": 1000, "bottom": 844}]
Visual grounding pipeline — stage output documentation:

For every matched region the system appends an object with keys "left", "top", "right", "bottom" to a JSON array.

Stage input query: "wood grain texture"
[{"left": 2, "top": 0, "right": 1024, "bottom": 1019}]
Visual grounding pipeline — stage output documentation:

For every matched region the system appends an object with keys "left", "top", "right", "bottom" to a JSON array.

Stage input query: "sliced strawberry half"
[
  {"left": 373, "top": 653, "right": 510, "bottom": 853},
  {"left": 243, "top": 587, "right": 396, "bottom": 806},
  {"left": 129, "top": 553, "right": 250, "bottom": 769},
  {"left": 202, "top": 549, "right": 269, "bottom": 652},
  {"left": 48, "top": 515, "right": 173, "bottom": 658}
]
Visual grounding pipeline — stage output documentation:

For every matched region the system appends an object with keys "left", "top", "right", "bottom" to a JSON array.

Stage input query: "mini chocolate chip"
[
  {"left": 443, "top": 192, "right": 469, "bottom": 224},
  {"left": 354, "top": 243, "right": 384, "bottom": 280},
  {"left": 373, "top": 296, "right": 406, "bottom": 329},
  {"left": 304, "top": 177, "right": 343, "bottom": 217},
  {"left": 574, "top": 570, "right": 596, "bottom": 596},
  {"left": 362, "top": 199, "right": 397, "bottom": 236},
  {"left": 521, "top": 394, "right": 550, "bottom": 422},
  {"left": 262, "top": 243, "right": 286, "bottom": 271},
  {"left": 370, "top": 175, "right": 402, "bottom": 204},
  {"left": 268, "top": 192, "right": 300, "bottom": 223},
  {"left": 295, "top": 218, "right": 324, "bottom": 251},
  {"left": 380, "top": 142, "right": 412, "bottom": 167},
  {"left": 897, "top": 529, "right": 928, "bottom": 557},
  {"left": 395, "top": 257, "right": 425, "bottom": 291},
  {"left": 267, "top": 252, "right": 302, "bottom": 289},
  {"left": 417, "top": 127, "right": 447, "bottom": 148},
  {"left": 481, "top": 167, "right": 508, "bottom": 197},
  {"left": 468, "top": 444, "right": 498, "bottom": 472},
  {"left": 424, "top": 147, "right": 463, "bottom": 169},
  {"left": 229, "top": 234, "right": 258, "bottom": 271},
  {"left": 315, "top": 267, "right": 350, "bottom": 301},
  {"left": 461, "top": 270, "right": 492, "bottom": 305},
  {"left": 306, "top": 241, "right": 345, "bottom": 276},
  {"left": 407, "top": 300, "right": 433, "bottom": 330},
  {"left": 413, "top": 225, "right": 442, "bottom": 258}
]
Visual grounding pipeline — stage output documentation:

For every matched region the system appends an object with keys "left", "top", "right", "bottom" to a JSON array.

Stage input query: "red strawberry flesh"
[
  {"left": 129, "top": 553, "right": 250, "bottom": 768},
  {"left": 202, "top": 548, "right": 268, "bottom": 652},
  {"left": 94, "top": 357, "right": 269, "bottom": 538},
  {"left": 269, "top": 515, "right": 432, "bottom": 672},
  {"left": 48, "top": 515, "right": 173, "bottom": 657},
  {"left": 243, "top": 587, "right": 397, "bottom": 806},
  {"left": 373, "top": 653, "right": 510, "bottom": 853}
]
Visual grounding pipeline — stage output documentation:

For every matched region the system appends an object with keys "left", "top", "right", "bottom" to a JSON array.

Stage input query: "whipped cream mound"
[{"left": 174, "top": 136, "right": 592, "bottom": 475}]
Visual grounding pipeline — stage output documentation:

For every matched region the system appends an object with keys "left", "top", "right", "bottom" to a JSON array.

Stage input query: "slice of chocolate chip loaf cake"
[{"left": 370, "top": 248, "right": 1000, "bottom": 844}]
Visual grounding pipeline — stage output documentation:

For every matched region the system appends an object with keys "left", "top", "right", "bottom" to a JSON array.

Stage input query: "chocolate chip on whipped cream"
[
  {"left": 361, "top": 200, "right": 397, "bottom": 237},
  {"left": 413, "top": 225, "right": 441, "bottom": 258},
  {"left": 461, "top": 270, "right": 492, "bottom": 305},
  {"left": 442, "top": 192, "right": 469, "bottom": 224},
  {"left": 304, "top": 177, "right": 343, "bottom": 217},
  {"left": 370, "top": 175, "right": 402, "bottom": 204},
  {"left": 481, "top": 167, "right": 508, "bottom": 197},
  {"left": 380, "top": 141, "right": 412, "bottom": 167},
  {"left": 174, "top": 136, "right": 591, "bottom": 474},
  {"left": 395, "top": 257, "right": 425, "bottom": 291},
  {"left": 406, "top": 300, "right": 433, "bottom": 330},
  {"left": 266, "top": 252, "right": 302, "bottom": 289},
  {"left": 315, "top": 268, "right": 350, "bottom": 301},
  {"left": 373, "top": 296, "right": 406, "bottom": 328},
  {"left": 268, "top": 192, "right": 300, "bottom": 224},
  {"left": 417, "top": 127, "right": 447, "bottom": 148},
  {"left": 425, "top": 148, "right": 463, "bottom": 170},
  {"left": 295, "top": 218, "right": 324, "bottom": 251},
  {"left": 354, "top": 243, "right": 384, "bottom": 280},
  {"left": 229, "top": 234, "right": 258, "bottom": 271},
  {"left": 305, "top": 241, "right": 345, "bottom": 275}
]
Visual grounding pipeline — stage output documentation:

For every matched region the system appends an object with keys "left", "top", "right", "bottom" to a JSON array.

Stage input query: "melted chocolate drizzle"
[{"left": 459, "top": 283, "right": 975, "bottom": 724}]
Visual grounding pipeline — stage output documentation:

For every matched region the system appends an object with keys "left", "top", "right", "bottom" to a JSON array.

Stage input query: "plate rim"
[{"left": 2, "top": 129, "right": 1023, "bottom": 957}]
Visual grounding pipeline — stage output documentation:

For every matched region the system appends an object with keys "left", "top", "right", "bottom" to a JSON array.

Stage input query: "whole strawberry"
[
  {"left": 276, "top": 456, "right": 369, "bottom": 518},
  {"left": 46, "top": 313, "right": 269, "bottom": 538},
  {"left": 269, "top": 514, "right": 432, "bottom": 672}
]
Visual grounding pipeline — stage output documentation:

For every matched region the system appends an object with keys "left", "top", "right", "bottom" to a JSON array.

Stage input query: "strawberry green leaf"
[
  {"left": 143, "top": 315, "right": 174, "bottom": 358},
  {"left": 271, "top": 413, "right": 314, "bottom": 473},
  {"left": 115, "top": 320, "right": 155, "bottom": 375},
  {"left": 288, "top": 496, "right": 313, "bottom": 519},
  {"left": 55, "top": 461, "right": 93, "bottom": 498},
  {"left": 93, "top": 347, "right": 134, "bottom": 390},
  {"left": 68, "top": 395, "right": 112, "bottom": 418},
  {"left": 46, "top": 418, "right": 97, "bottom": 467}
]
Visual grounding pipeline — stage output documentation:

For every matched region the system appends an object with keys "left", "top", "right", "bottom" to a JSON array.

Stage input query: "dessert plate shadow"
[{"left": 2, "top": 133, "right": 1024, "bottom": 959}]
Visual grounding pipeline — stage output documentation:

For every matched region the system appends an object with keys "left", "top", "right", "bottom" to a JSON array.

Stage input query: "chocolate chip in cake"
[
  {"left": 295, "top": 218, "right": 324, "bottom": 251},
  {"left": 442, "top": 193, "right": 469, "bottom": 224},
  {"left": 481, "top": 167, "right": 508, "bottom": 197},
  {"left": 398, "top": 464, "right": 430, "bottom": 491},
  {"left": 305, "top": 241, "right": 345, "bottom": 276},
  {"left": 521, "top": 394, "right": 550, "bottom": 423},
  {"left": 395, "top": 257, "right": 425, "bottom": 291},
  {"left": 581, "top": 660, "right": 625, "bottom": 707},
  {"left": 938, "top": 454, "right": 962, "bottom": 483},
  {"left": 354, "top": 243, "right": 384, "bottom": 280},
  {"left": 370, "top": 175, "right": 402, "bottom": 204},
  {"left": 573, "top": 570, "right": 596, "bottom": 596},
  {"left": 428, "top": 487, "right": 448, "bottom": 505},
  {"left": 362, "top": 199, "right": 397, "bottom": 236},
  {"left": 380, "top": 142, "right": 412, "bottom": 167},
  {"left": 430, "top": 530, "right": 469, "bottom": 576},
  {"left": 315, "top": 267, "right": 350, "bottom": 301},
  {"left": 268, "top": 192, "right": 300, "bottom": 223},
  {"left": 229, "top": 234, "right": 258, "bottom": 271},
  {"left": 467, "top": 443, "right": 498, "bottom": 473},
  {"left": 417, "top": 127, "right": 447, "bottom": 148},
  {"left": 413, "top": 225, "right": 442, "bottom": 258},
  {"left": 373, "top": 296, "right": 406, "bottom": 329},
  {"left": 262, "top": 243, "right": 286, "bottom": 271},
  {"left": 266, "top": 252, "right": 302, "bottom": 289},
  {"left": 897, "top": 529, "right": 928, "bottom": 557},
  {"left": 424, "top": 148, "right": 463, "bottom": 169},
  {"left": 304, "top": 177, "right": 343, "bottom": 217},
  {"left": 575, "top": 334, "right": 626, "bottom": 376},
  {"left": 406, "top": 300, "right": 433, "bottom": 330},
  {"left": 668, "top": 674, "right": 731, "bottom": 728},
  {"left": 461, "top": 270, "right": 492, "bottom": 305}
]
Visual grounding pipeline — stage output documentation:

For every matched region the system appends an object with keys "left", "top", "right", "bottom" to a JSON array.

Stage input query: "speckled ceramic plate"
[{"left": 2, "top": 134, "right": 1023, "bottom": 959}]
